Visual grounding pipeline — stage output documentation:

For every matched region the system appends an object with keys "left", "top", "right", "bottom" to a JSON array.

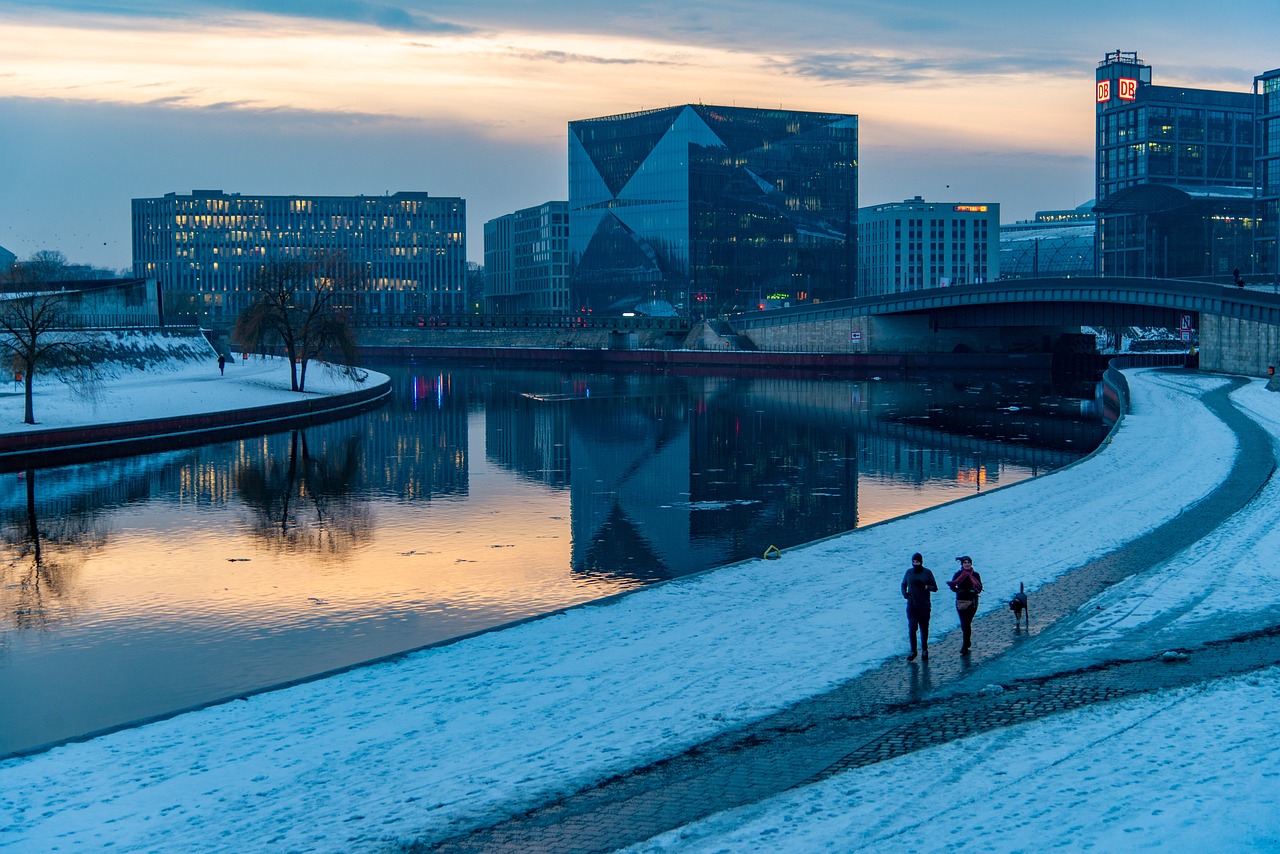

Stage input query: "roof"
[{"left": 1094, "top": 183, "right": 1254, "bottom": 214}]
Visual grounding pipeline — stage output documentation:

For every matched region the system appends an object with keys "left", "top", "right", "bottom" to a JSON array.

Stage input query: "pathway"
[{"left": 410, "top": 372, "right": 1278, "bottom": 853}]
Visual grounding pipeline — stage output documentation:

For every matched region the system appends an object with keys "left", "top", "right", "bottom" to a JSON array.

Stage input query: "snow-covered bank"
[
  {"left": 0, "top": 369, "right": 1264, "bottom": 852},
  {"left": 631, "top": 666, "right": 1280, "bottom": 853},
  {"left": 0, "top": 348, "right": 383, "bottom": 436}
]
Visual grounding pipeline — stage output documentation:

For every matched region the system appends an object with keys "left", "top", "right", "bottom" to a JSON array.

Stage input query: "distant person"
[
  {"left": 901, "top": 552, "right": 938, "bottom": 662},
  {"left": 1234, "top": 268, "right": 1245, "bottom": 288},
  {"left": 218, "top": 354, "right": 226, "bottom": 376},
  {"left": 948, "top": 556, "right": 984, "bottom": 655}
]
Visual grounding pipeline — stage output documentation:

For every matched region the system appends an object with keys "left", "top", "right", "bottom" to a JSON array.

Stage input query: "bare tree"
[
  {"left": 232, "top": 254, "right": 364, "bottom": 392},
  {"left": 0, "top": 286, "right": 95, "bottom": 425}
]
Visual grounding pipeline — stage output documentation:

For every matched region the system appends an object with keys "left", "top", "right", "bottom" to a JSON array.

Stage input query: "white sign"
[
  {"left": 1180, "top": 314, "right": 1192, "bottom": 331},
  {"left": 851, "top": 331, "right": 862, "bottom": 342}
]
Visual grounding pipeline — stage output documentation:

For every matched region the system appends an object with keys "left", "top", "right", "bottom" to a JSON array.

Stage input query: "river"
[{"left": 0, "top": 361, "right": 1107, "bottom": 756}]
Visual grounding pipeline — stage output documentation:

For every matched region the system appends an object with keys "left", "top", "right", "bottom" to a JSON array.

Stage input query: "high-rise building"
[
  {"left": 857, "top": 197, "right": 999, "bottom": 295},
  {"left": 1256, "top": 67, "right": 1280, "bottom": 287},
  {"left": 1093, "top": 51, "right": 1257, "bottom": 280},
  {"left": 568, "top": 105, "right": 858, "bottom": 316},
  {"left": 132, "top": 190, "right": 467, "bottom": 321},
  {"left": 483, "top": 201, "right": 569, "bottom": 314}
]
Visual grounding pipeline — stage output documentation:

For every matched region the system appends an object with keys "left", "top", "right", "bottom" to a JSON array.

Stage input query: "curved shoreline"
[
  {"left": 0, "top": 374, "right": 391, "bottom": 471},
  {"left": 0, "top": 368, "right": 1265, "bottom": 852}
]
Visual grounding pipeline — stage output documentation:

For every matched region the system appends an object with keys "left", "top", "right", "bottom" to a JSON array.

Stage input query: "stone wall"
[
  {"left": 740, "top": 314, "right": 1075, "bottom": 355},
  {"left": 1198, "top": 314, "right": 1280, "bottom": 377}
]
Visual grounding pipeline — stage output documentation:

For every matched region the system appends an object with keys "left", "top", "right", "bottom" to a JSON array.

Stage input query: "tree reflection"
[
  {"left": 0, "top": 468, "right": 99, "bottom": 631},
  {"left": 235, "top": 429, "right": 372, "bottom": 557}
]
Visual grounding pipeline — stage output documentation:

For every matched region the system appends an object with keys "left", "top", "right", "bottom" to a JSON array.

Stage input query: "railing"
[
  {"left": 347, "top": 313, "right": 691, "bottom": 332},
  {"left": 52, "top": 314, "right": 202, "bottom": 330},
  {"left": 1101, "top": 352, "right": 1190, "bottom": 424}
]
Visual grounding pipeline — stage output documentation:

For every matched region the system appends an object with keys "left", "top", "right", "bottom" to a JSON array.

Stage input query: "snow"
[
  {"left": 0, "top": 333, "right": 383, "bottom": 433},
  {"left": 1, "top": 367, "right": 1278, "bottom": 852},
  {"left": 633, "top": 670, "right": 1280, "bottom": 853}
]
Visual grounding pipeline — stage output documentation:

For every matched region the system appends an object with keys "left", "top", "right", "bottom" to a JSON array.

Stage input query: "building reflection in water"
[{"left": 0, "top": 363, "right": 1105, "bottom": 756}]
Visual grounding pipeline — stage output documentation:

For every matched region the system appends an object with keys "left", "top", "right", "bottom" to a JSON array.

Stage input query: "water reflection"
[
  {"left": 235, "top": 431, "right": 371, "bottom": 556},
  {"left": 0, "top": 363, "right": 1106, "bottom": 756}
]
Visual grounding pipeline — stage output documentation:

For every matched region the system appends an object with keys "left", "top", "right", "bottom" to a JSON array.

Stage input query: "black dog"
[{"left": 1009, "top": 582, "right": 1028, "bottom": 630}]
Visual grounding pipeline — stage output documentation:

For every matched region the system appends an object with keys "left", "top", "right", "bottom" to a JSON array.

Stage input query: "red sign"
[
  {"left": 1096, "top": 80, "right": 1111, "bottom": 103},
  {"left": 850, "top": 331, "right": 862, "bottom": 342},
  {"left": 1118, "top": 77, "right": 1137, "bottom": 100}
]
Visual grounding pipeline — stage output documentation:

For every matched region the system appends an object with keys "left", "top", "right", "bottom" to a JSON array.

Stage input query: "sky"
[
  {"left": 4, "top": 363, "right": 1280, "bottom": 850},
  {"left": 2, "top": 2, "right": 1279, "bottom": 271}
]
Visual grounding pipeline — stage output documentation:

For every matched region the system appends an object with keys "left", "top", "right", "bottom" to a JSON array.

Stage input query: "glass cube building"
[{"left": 568, "top": 105, "right": 858, "bottom": 316}]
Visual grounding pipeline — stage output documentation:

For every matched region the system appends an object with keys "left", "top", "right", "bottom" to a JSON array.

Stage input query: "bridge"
[{"left": 723, "top": 277, "right": 1280, "bottom": 377}]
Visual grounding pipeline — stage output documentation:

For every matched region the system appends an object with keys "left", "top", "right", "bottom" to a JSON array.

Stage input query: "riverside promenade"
[
  {"left": 420, "top": 371, "right": 1280, "bottom": 853},
  {"left": 2, "top": 366, "right": 1279, "bottom": 852}
]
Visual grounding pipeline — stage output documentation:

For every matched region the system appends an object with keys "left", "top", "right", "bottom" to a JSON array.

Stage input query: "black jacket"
[{"left": 901, "top": 566, "right": 938, "bottom": 610}]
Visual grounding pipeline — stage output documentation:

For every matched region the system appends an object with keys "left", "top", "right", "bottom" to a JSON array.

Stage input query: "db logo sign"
[{"left": 1097, "top": 78, "right": 1138, "bottom": 103}]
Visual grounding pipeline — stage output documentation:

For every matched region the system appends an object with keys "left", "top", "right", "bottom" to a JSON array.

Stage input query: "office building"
[
  {"left": 132, "top": 190, "right": 467, "bottom": 321},
  {"left": 1256, "top": 67, "right": 1280, "bottom": 286},
  {"left": 568, "top": 105, "right": 857, "bottom": 316},
  {"left": 857, "top": 196, "right": 999, "bottom": 295},
  {"left": 1093, "top": 50, "right": 1257, "bottom": 280},
  {"left": 483, "top": 201, "right": 569, "bottom": 314}
]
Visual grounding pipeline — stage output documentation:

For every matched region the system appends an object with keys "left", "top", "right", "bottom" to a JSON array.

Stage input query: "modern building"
[
  {"left": 0, "top": 245, "right": 15, "bottom": 273},
  {"left": 1256, "top": 67, "right": 1280, "bottom": 287},
  {"left": 568, "top": 104, "right": 858, "bottom": 317},
  {"left": 1093, "top": 50, "right": 1258, "bottom": 281},
  {"left": 1000, "top": 204, "right": 1096, "bottom": 279},
  {"left": 483, "top": 201, "right": 569, "bottom": 314},
  {"left": 857, "top": 196, "right": 999, "bottom": 295},
  {"left": 132, "top": 190, "right": 467, "bottom": 321}
]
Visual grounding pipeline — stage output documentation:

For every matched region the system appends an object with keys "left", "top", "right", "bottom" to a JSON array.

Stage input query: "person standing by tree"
[
  {"left": 948, "top": 555, "right": 984, "bottom": 655},
  {"left": 901, "top": 552, "right": 937, "bottom": 662}
]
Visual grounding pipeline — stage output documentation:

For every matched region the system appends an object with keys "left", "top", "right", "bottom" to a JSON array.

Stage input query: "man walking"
[{"left": 901, "top": 552, "right": 937, "bottom": 662}]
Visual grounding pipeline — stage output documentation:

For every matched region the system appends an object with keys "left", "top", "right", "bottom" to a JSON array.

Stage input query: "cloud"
[
  {"left": 775, "top": 49, "right": 1091, "bottom": 85},
  {"left": 4, "top": 0, "right": 470, "bottom": 33},
  {"left": 499, "top": 48, "right": 685, "bottom": 68}
]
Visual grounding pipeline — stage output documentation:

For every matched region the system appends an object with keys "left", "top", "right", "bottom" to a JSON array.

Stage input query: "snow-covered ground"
[
  {"left": 1, "top": 368, "right": 1277, "bottom": 852},
  {"left": 0, "top": 333, "right": 383, "bottom": 434}
]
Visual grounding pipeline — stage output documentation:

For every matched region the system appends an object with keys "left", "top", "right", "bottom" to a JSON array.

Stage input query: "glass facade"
[
  {"left": 132, "top": 191, "right": 467, "bottom": 321},
  {"left": 568, "top": 105, "right": 857, "bottom": 316},
  {"left": 1000, "top": 226, "right": 1095, "bottom": 279},
  {"left": 1256, "top": 68, "right": 1280, "bottom": 287},
  {"left": 483, "top": 202, "right": 569, "bottom": 315},
  {"left": 1094, "top": 51, "right": 1258, "bottom": 280}
]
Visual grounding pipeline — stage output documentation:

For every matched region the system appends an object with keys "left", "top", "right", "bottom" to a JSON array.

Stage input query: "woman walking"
[{"left": 947, "top": 555, "right": 983, "bottom": 655}]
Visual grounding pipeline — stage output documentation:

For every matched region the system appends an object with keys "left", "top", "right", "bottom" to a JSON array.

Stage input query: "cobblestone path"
[{"left": 409, "top": 374, "right": 1279, "bottom": 853}]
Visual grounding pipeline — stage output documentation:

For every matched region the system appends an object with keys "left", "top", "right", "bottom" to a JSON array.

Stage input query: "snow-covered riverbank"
[{"left": 1, "top": 368, "right": 1276, "bottom": 852}]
